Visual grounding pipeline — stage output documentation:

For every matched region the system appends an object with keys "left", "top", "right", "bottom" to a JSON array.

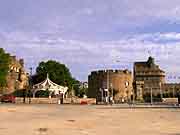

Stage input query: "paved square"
[{"left": 0, "top": 104, "right": 180, "bottom": 135}]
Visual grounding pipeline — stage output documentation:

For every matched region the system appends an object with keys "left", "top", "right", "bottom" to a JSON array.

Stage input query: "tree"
[
  {"left": 78, "top": 87, "right": 88, "bottom": 98},
  {"left": 32, "top": 60, "right": 79, "bottom": 91},
  {"left": 0, "top": 48, "right": 10, "bottom": 88}
]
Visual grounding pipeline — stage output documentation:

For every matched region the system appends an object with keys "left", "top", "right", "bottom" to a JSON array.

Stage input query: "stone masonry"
[
  {"left": 0, "top": 56, "right": 29, "bottom": 94},
  {"left": 88, "top": 69, "right": 133, "bottom": 103}
]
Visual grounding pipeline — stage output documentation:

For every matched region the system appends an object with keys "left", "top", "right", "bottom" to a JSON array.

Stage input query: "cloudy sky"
[{"left": 1, "top": 0, "right": 180, "bottom": 82}]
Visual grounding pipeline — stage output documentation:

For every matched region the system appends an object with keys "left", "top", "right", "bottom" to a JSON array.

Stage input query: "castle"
[
  {"left": 133, "top": 57, "right": 166, "bottom": 100},
  {"left": 88, "top": 69, "right": 133, "bottom": 102},
  {"left": 0, "top": 55, "right": 29, "bottom": 95},
  {"left": 88, "top": 57, "right": 180, "bottom": 103}
]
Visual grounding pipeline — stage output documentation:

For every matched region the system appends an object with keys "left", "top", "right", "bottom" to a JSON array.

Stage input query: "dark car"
[{"left": 0, "top": 94, "right": 16, "bottom": 103}]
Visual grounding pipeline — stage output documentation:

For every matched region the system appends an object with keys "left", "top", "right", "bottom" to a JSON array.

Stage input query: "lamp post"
[
  {"left": 105, "top": 70, "right": 111, "bottom": 104},
  {"left": 159, "top": 82, "right": 163, "bottom": 101},
  {"left": 28, "top": 67, "right": 33, "bottom": 104},
  {"left": 150, "top": 87, "right": 153, "bottom": 105}
]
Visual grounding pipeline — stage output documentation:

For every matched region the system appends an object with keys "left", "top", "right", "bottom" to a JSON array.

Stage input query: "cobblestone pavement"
[{"left": 0, "top": 104, "right": 180, "bottom": 135}]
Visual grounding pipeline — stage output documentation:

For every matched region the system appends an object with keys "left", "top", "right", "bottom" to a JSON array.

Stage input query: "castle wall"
[
  {"left": 88, "top": 69, "right": 133, "bottom": 102},
  {"left": 0, "top": 56, "right": 29, "bottom": 95}
]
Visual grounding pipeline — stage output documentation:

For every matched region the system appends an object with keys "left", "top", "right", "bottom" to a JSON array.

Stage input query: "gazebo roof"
[{"left": 33, "top": 74, "right": 68, "bottom": 94}]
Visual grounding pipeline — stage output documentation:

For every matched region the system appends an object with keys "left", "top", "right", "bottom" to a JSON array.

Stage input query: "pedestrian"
[
  {"left": 105, "top": 96, "right": 108, "bottom": 104},
  {"left": 109, "top": 96, "right": 113, "bottom": 105},
  {"left": 60, "top": 93, "right": 63, "bottom": 104}
]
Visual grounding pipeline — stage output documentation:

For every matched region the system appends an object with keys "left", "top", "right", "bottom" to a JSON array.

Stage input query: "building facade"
[
  {"left": 162, "top": 83, "right": 180, "bottom": 97},
  {"left": 0, "top": 56, "right": 29, "bottom": 94},
  {"left": 133, "top": 57, "right": 166, "bottom": 101},
  {"left": 88, "top": 69, "right": 133, "bottom": 103}
]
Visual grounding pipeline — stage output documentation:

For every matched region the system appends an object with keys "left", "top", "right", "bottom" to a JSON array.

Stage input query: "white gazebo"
[{"left": 32, "top": 74, "right": 68, "bottom": 98}]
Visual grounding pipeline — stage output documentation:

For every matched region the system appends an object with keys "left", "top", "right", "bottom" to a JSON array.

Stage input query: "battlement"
[{"left": 90, "top": 69, "right": 131, "bottom": 76}]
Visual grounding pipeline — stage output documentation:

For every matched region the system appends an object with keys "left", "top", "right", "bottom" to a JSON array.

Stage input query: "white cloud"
[
  {"left": 120, "top": 0, "right": 180, "bottom": 21},
  {"left": 1, "top": 31, "right": 180, "bottom": 81},
  {"left": 2, "top": 0, "right": 180, "bottom": 82},
  {"left": 158, "top": 32, "right": 180, "bottom": 40}
]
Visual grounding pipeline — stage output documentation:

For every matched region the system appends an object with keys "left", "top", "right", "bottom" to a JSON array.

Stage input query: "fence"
[{"left": 15, "top": 97, "right": 96, "bottom": 104}]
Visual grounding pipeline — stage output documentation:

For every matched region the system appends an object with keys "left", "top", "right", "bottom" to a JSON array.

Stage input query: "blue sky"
[{"left": 1, "top": 0, "right": 180, "bottom": 82}]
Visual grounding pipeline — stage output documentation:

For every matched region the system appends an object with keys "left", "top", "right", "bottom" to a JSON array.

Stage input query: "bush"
[{"left": 35, "top": 90, "right": 50, "bottom": 97}]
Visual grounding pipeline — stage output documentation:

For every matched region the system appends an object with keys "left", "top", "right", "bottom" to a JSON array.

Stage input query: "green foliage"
[
  {"left": 71, "top": 80, "right": 80, "bottom": 96},
  {"left": 0, "top": 48, "right": 10, "bottom": 87},
  {"left": 76, "top": 87, "right": 88, "bottom": 98},
  {"left": 32, "top": 60, "right": 79, "bottom": 91}
]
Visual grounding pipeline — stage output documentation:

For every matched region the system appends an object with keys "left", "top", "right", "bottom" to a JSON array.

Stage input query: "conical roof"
[{"left": 33, "top": 74, "right": 68, "bottom": 94}]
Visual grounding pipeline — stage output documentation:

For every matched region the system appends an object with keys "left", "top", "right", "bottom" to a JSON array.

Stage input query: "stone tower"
[
  {"left": 1, "top": 56, "right": 29, "bottom": 94},
  {"left": 133, "top": 57, "right": 165, "bottom": 101},
  {"left": 88, "top": 69, "right": 133, "bottom": 103}
]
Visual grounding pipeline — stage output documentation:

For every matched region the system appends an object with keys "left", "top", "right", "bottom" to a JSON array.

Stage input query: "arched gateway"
[{"left": 32, "top": 74, "right": 68, "bottom": 98}]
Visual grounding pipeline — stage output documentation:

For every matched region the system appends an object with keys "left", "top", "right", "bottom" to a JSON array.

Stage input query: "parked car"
[{"left": 0, "top": 94, "right": 16, "bottom": 103}]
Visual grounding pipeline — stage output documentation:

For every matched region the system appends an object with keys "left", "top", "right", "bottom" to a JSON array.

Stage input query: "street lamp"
[
  {"left": 150, "top": 87, "right": 153, "bottom": 105},
  {"left": 107, "top": 70, "right": 110, "bottom": 104},
  {"left": 28, "top": 67, "right": 33, "bottom": 104}
]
